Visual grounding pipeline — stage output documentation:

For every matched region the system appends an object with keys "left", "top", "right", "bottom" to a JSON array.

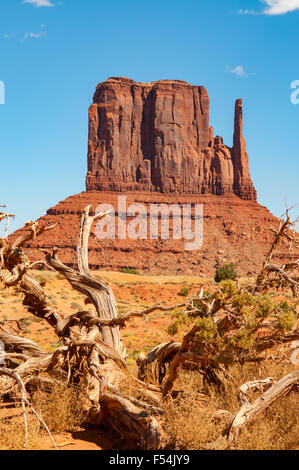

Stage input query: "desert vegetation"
[
  {"left": 214, "top": 263, "right": 238, "bottom": 283},
  {"left": 0, "top": 204, "right": 298, "bottom": 450}
]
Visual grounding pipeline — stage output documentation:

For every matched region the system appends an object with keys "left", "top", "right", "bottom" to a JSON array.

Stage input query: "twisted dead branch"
[
  {"left": 255, "top": 204, "right": 299, "bottom": 296},
  {"left": 209, "top": 370, "right": 299, "bottom": 449},
  {"left": 0, "top": 206, "right": 15, "bottom": 240},
  {"left": 137, "top": 342, "right": 182, "bottom": 386}
]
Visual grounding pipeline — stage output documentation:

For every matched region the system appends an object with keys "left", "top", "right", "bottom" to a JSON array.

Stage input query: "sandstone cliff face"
[{"left": 86, "top": 77, "right": 256, "bottom": 200}]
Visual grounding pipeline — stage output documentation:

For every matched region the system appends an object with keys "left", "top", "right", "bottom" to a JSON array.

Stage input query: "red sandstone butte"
[
  {"left": 86, "top": 77, "right": 256, "bottom": 200},
  {"left": 9, "top": 78, "right": 298, "bottom": 276}
]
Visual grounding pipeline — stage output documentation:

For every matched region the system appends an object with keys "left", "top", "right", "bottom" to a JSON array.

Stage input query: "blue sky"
[{"left": 0, "top": 0, "right": 299, "bottom": 233}]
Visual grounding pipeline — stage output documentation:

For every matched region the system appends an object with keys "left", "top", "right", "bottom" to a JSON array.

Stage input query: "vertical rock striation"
[
  {"left": 86, "top": 77, "right": 256, "bottom": 200},
  {"left": 232, "top": 99, "right": 256, "bottom": 200}
]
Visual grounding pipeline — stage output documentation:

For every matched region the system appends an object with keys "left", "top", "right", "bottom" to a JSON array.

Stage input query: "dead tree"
[
  {"left": 0, "top": 206, "right": 166, "bottom": 449},
  {"left": 137, "top": 342, "right": 181, "bottom": 386},
  {"left": 137, "top": 208, "right": 299, "bottom": 403},
  {"left": 255, "top": 204, "right": 299, "bottom": 296}
]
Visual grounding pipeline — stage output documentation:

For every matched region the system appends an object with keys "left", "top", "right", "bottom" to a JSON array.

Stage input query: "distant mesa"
[
  {"left": 86, "top": 77, "right": 256, "bottom": 201},
  {"left": 9, "top": 78, "right": 298, "bottom": 276}
]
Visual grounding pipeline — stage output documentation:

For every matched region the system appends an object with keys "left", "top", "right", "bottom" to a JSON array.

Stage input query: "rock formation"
[
  {"left": 9, "top": 77, "right": 298, "bottom": 276},
  {"left": 86, "top": 77, "right": 256, "bottom": 200}
]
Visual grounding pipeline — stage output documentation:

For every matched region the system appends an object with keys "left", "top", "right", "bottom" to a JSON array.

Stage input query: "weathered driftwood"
[
  {"left": 0, "top": 206, "right": 165, "bottom": 449},
  {"left": 0, "top": 352, "right": 60, "bottom": 397},
  {"left": 137, "top": 342, "right": 181, "bottom": 386},
  {"left": 89, "top": 393, "right": 164, "bottom": 449},
  {"left": 229, "top": 371, "right": 299, "bottom": 442},
  {"left": 0, "top": 332, "right": 46, "bottom": 358},
  {"left": 209, "top": 370, "right": 299, "bottom": 449}
]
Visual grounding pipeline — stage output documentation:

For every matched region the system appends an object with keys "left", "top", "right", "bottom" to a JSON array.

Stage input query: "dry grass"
[
  {"left": 0, "top": 417, "right": 41, "bottom": 450},
  {"left": 163, "top": 363, "right": 299, "bottom": 450},
  {"left": 237, "top": 390, "right": 299, "bottom": 450},
  {"left": 0, "top": 360, "right": 298, "bottom": 451},
  {"left": 112, "top": 362, "right": 299, "bottom": 450},
  {"left": 0, "top": 383, "right": 86, "bottom": 450},
  {"left": 163, "top": 371, "right": 227, "bottom": 449},
  {"left": 31, "top": 383, "right": 86, "bottom": 433}
]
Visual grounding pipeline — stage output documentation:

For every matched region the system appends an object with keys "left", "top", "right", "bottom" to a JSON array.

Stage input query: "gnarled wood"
[
  {"left": 93, "top": 393, "right": 164, "bottom": 450},
  {"left": 210, "top": 370, "right": 299, "bottom": 449},
  {"left": 0, "top": 206, "right": 165, "bottom": 448},
  {"left": 137, "top": 342, "right": 181, "bottom": 386},
  {"left": 42, "top": 206, "right": 125, "bottom": 358}
]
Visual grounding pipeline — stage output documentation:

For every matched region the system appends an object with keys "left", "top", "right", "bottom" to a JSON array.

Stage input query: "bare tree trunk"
[{"left": 77, "top": 206, "right": 125, "bottom": 357}]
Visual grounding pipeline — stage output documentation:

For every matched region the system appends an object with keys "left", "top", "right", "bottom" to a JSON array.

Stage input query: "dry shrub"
[
  {"left": 238, "top": 390, "right": 299, "bottom": 450},
  {"left": 32, "top": 382, "right": 86, "bottom": 433},
  {"left": 0, "top": 416, "right": 40, "bottom": 450},
  {"left": 164, "top": 398, "right": 226, "bottom": 449},
  {"left": 0, "top": 382, "right": 86, "bottom": 450},
  {"left": 163, "top": 363, "right": 299, "bottom": 450},
  {"left": 163, "top": 370, "right": 231, "bottom": 449}
]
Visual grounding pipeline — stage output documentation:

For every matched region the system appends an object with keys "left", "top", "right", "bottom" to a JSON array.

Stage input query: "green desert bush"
[
  {"left": 178, "top": 286, "right": 190, "bottom": 297},
  {"left": 214, "top": 263, "right": 238, "bottom": 283},
  {"left": 120, "top": 267, "right": 140, "bottom": 275}
]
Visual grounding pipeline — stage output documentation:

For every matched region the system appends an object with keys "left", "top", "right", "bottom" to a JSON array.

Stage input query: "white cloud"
[
  {"left": 22, "top": 0, "right": 54, "bottom": 7},
  {"left": 3, "top": 34, "right": 13, "bottom": 39},
  {"left": 238, "top": 9, "right": 260, "bottom": 15},
  {"left": 225, "top": 65, "right": 248, "bottom": 77},
  {"left": 263, "top": 0, "right": 299, "bottom": 14},
  {"left": 239, "top": 1, "right": 299, "bottom": 15},
  {"left": 22, "top": 31, "right": 46, "bottom": 41}
]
